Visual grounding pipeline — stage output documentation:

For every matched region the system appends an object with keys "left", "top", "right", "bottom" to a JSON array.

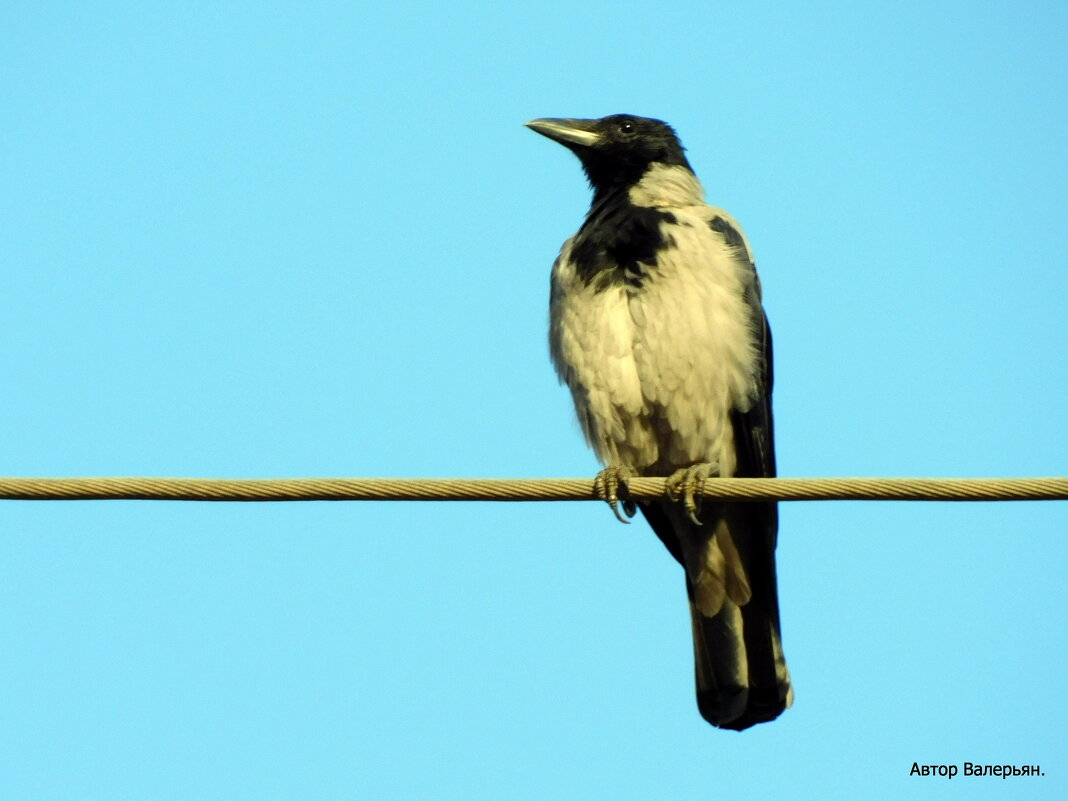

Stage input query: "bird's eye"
[{"left": 618, "top": 120, "right": 635, "bottom": 135}]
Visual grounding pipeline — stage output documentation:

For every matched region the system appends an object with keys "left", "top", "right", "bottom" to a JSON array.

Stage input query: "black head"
[{"left": 525, "top": 114, "right": 692, "bottom": 195}]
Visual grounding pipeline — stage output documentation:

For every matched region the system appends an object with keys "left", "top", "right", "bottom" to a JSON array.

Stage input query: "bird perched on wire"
[{"left": 526, "top": 114, "right": 791, "bottom": 730}]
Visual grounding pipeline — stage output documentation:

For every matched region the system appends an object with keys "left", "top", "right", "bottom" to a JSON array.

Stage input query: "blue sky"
[{"left": 2, "top": 1, "right": 1066, "bottom": 798}]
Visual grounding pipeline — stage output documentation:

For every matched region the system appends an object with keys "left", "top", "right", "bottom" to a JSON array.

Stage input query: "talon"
[
  {"left": 665, "top": 463, "right": 719, "bottom": 525},
  {"left": 684, "top": 490, "right": 701, "bottom": 525},
  {"left": 594, "top": 466, "right": 637, "bottom": 523}
]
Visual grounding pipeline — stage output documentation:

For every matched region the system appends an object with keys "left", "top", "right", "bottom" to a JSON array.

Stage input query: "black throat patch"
[{"left": 570, "top": 192, "right": 677, "bottom": 291}]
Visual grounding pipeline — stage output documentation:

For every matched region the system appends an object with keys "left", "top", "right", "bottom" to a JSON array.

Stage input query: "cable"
[{"left": 0, "top": 476, "right": 1066, "bottom": 502}]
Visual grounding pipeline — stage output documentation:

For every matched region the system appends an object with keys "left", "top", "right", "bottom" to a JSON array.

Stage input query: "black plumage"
[{"left": 528, "top": 114, "right": 792, "bottom": 730}]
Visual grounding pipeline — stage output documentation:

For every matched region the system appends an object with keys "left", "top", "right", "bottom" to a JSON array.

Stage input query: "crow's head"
[{"left": 525, "top": 114, "right": 692, "bottom": 194}]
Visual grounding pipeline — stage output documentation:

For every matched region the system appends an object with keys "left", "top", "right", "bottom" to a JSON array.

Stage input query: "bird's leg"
[
  {"left": 593, "top": 465, "right": 637, "bottom": 523},
  {"left": 665, "top": 463, "right": 720, "bottom": 525}
]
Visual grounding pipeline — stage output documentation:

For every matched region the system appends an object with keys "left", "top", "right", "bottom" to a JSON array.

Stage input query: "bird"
[{"left": 525, "top": 114, "right": 791, "bottom": 730}]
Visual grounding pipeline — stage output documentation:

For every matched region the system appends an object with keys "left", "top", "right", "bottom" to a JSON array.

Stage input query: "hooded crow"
[{"left": 526, "top": 114, "right": 792, "bottom": 730}]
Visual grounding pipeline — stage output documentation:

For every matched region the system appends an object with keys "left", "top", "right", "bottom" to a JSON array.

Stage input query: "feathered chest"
[
  {"left": 568, "top": 201, "right": 679, "bottom": 291},
  {"left": 549, "top": 203, "right": 762, "bottom": 469}
]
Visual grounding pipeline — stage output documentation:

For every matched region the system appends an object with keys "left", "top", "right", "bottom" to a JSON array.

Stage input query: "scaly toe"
[
  {"left": 594, "top": 466, "right": 637, "bottom": 524},
  {"left": 665, "top": 463, "right": 719, "bottom": 525}
]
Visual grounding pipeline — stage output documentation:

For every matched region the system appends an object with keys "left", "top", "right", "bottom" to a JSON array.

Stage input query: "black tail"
[
  {"left": 688, "top": 580, "right": 791, "bottom": 730},
  {"left": 642, "top": 500, "right": 791, "bottom": 730}
]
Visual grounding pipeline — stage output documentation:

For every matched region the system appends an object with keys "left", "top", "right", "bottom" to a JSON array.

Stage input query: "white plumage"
[
  {"left": 550, "top": 164, "right": 761, "bottom": 478},
  {"left": 529, "top": 114, "right": 791, "bottom": 730}
]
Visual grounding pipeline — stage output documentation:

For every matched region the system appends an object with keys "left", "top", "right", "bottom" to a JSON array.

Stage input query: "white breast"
[{"left": 550, "top": 206, "right": 760, "bottom": 476}]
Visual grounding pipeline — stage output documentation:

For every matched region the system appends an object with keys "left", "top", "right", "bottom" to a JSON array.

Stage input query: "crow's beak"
[{"left": 524, "top": 118, "right": 600, "bottom": 148}]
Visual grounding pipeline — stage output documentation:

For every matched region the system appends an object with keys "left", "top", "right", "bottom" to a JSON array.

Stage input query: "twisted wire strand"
[{"left": 0, "top": 476, "right": 1066, "bottom": 502}]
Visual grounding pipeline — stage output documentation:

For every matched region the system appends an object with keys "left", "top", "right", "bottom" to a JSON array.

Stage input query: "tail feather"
[
  {"left": 689, "top": 589, "right": 792, "bottom": 730},
  {"left": 643, "top": 499, "right": 791, "bottom": 730}
]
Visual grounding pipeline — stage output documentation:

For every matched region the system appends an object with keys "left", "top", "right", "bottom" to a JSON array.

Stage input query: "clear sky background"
[{"left": 2, "top": 2, "right": 1066, "bottom": 799}]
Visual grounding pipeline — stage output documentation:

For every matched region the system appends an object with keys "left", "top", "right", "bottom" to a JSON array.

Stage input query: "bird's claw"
[
  {"left": 594, "top": 466, "right": 637, "bottom": 523},
  {"left": 666, "top": 463, "right": 719, "bottom": 525}
]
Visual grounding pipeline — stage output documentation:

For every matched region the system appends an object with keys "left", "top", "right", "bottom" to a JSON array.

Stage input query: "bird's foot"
[
  {"left": 665, "top": 462, "right": 720, "bottom": 525},
  {"left": 594, "top": 465, "right": 637, "bottom": 523}
]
